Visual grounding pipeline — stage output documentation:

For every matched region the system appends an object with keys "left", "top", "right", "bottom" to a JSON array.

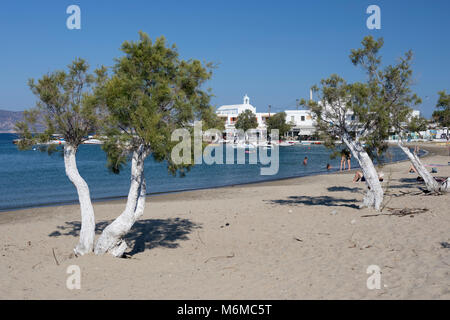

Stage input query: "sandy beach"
[{"left": 0, "top": 144, "right": 449, "bottom": 299}]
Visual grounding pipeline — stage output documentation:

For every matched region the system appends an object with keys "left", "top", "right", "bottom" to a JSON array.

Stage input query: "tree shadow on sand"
[
  {"left": 49, "top": 218, "right": 200, "bottom": 256},
  {"left": 385, "top": 177, "right": 427, "bottom": 190},
  {"left": 265, "top": 195, "right": 360, "bottom": 209},
  {"left": 327, "top": 186, "right": 364, "bottom": 193}
]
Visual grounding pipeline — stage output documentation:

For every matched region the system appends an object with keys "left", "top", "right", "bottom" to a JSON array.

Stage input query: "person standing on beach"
[
  {"left": 340, "top": 149, "right": 350, "bottom": 171},
  {"left": 347, "top": 152, "right": 351, "bottom": 171}
]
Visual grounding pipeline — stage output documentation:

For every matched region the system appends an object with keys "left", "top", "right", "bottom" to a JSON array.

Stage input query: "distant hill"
[{"left": 0, "top": 109, "right": 23, "bottom": 133}]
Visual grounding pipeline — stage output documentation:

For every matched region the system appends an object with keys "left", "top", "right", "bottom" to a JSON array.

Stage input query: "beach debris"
[
  {"left": 348, "top": 229, "right": 357, "bottom": 248},
  {"left": 52, "top": 248, "right": 60, "bottom": 266},
  {"left": 440, "top": 242, "right": 450, "bottom": 249},
  {"left": 387, "top": 207, "right": 429, "bottom": 217},
  {"left": 288, "top": 209, "right": 293, "bottom": 213},
  {"left": 293, "top": 237, "right": 303, "bottom": 242},
  {"left": 204, "top": 252, "right": 235, "bottom": 264},
  {"left": 331, "top": 210, "right": 337, "bottom": 215},
  {"left": 197, "top": 231, "right": 205, "bottom": 246},
  {"left": 361, "top": 207, "right": 429, "bottom": 218},
  {"left": 350, "top": 219, "right": 356, "bottom": 224}
]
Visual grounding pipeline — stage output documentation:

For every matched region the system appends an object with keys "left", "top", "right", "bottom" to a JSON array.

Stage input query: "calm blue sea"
[{"left": 0, "top": 133, "right": 413, "bottom": 211}]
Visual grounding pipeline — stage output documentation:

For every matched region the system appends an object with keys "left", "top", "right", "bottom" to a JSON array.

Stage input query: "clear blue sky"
[{"left": 0, "top": 0, "right": 449, "bottom": 118}]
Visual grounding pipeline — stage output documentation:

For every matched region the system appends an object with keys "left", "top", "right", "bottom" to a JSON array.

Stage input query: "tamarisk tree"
[
  {"left": 433, "top": 91, "right": 450, "bottom": 137},
  {"left": 266, "top": 112, "right": 292, "bottom": 139},
  {"left": 235, "top": 109, "right": 258, "bottom": 143},
  {"left": 392, "top": 112, "right": 444, "bottom": 192},
  {"left": 434, "top": 91, "right": 450, "bottom": 157},
  {"left": 301, "top": 37, "right": 404, "bottom": 210},
  {"left": 351, "top": 37, "right": 447, "bottom": 193},
  {"left": 301, "top": 74, "right": 386, "bottom": 210},
  {"left": 16, "top": 59, "right": 106, "bottom": 255},
  {"left": 303, "top": 36, "right": 448, "bottom": 208},
  {"left": 94, "top": 32, "right": 221, "bottom": 257}
]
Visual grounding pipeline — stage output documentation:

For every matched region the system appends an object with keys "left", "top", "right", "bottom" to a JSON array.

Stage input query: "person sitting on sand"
[
  {"left": 353, "top": 170, "right": 384, "bottom": 183},
  {"left": 303, "top": 157, "right": 308, "bottom": 166},
  {"left": 417, "top": 175, "right": 448, "bottom": 183},
  {"left": 408, "top": 164, "right": 418, "bottom": 174}
]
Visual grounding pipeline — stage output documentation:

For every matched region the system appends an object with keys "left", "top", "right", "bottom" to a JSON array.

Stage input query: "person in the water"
[{"left": 303, "top": 157, "right": 308, "bottom": 165}]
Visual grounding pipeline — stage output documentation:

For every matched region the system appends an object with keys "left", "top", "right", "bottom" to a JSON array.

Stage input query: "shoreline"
[
  {"left": 0, "top": 143, "right": 439, "bottom": 226},
  {"left": 0, "top": 145, "right": 432, "bottom": 213}
]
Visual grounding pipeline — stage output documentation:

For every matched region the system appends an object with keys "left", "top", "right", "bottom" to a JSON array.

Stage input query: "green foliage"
[
  {"left": 407, "top": 116, "right": 427, "bottom": 133},
  {"left": 16, "top": 59, "right": 103, "bottom": 151},
  {"left": 97, "top": 32, "right": 222, "bottom": 175},
  {"left": 433, "top": 90, "right": 450, "bottom": 128},
  {"left": 266, "top": 112, "right": 292, "bottom": 138},
  {"left": 300, "top": 35, "right": 421, "bottom": 158},
  {"left": 235, "top": 109, "right": 258, "bottom": 133}
]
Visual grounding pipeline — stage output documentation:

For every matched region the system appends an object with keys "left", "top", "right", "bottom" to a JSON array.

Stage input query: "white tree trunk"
[
  {"left": 94, "top": 146, "right": 149, "bottom": 256},
  {"left": 397, "top": 140, "right": 440, "bottom": 192},
  {"left": 342, "top": 135, "right": 384, "bottom": 211},
  {"left": 64, "top": 144, "right": 96, "bottom": 255},
  {"left": 397, "top": 140, "right": 448, "bottom": 193}
]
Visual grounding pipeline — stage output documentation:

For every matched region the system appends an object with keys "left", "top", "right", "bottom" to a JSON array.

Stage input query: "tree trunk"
[
  {"left": 64, "top": 144, "right": 96, "bottom": 255},
  {"left": 397, "top": 140, "right": 440, "bottom": 192},
  {"left": 94, "top": 146, "right": 149, "bottom": 256},
  {"left": 342, "top": 135, "right": 384, "bottom": 211}
]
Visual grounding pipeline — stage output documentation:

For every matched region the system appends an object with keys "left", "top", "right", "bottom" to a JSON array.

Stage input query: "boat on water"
[
  {"left": 12, "top": 136, "right": 104, "bottom": 145},
  {"left": 300, "top": 140, "right": 323, "bottom": 145},
  {"left": 48, "top": 139, "right": 65, "bottom": 145},
  {"left": 258, "top": 142, "right": 274, "bottom": 149},
  {"left": 231, "top": 142, "right": 256, "bottom": 149},
  {"left": 83, "top": 138, "right": 103, "bottom": 145},
  {"left": 279, "top": 140, "right": 299, "bottom": 147}
]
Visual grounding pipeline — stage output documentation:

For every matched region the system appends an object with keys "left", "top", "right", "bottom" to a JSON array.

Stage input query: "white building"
[
  {"left": 216, "top": 94, "right": 422, "bottom": 141},
  {"left": 216, "top": 95, "right": 272, "bottom": 140},
  {"left": 284, "top": 110, "right": 316, "bottom": 138},
  {"left": 216, "top": 95, "right": 320, "bottom": 140}
]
